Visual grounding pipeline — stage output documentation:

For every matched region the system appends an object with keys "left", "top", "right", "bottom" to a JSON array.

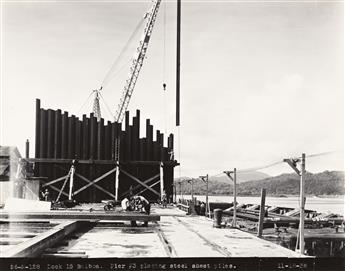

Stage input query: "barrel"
[{"left": 213, "top": 209, "right": 222, "bottom": 228}]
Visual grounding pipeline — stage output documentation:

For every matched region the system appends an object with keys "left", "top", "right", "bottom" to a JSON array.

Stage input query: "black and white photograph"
[{"left": 0, "top": 0, "right": 344, "bottom": 270}]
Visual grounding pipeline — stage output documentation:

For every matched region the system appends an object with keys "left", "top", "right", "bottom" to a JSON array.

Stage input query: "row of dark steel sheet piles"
[{"left": 31, "top": 99, "right": 177, "bottom": 203}]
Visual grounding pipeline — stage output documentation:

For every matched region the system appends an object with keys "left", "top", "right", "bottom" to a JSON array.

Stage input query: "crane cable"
[
  {"left": 162, "top": 0, "right": 167, "bottom": 135},
  {"left": 100, "top": 16, "right": 146, "bottom": 89},
  {"left": 77, "top": 91, "right": 94, "bottom": 116}
]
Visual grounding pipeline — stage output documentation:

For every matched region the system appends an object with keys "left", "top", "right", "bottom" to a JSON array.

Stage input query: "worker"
[
  {"left": 132, "top": 195, "right": 151, "bottom": 215},
  {"left": 41, "top": 188, "right": 50, "bottom": 201},
  {"left": 162, "top": 190, "right": 167, "bottom": 208},
  {"left": 121, "top": 197, "right": 131, "bottom": 211}
]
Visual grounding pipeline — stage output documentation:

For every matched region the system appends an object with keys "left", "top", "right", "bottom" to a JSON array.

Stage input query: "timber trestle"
[{"left": 29, "top": 99, "right": 178, "bottom": 203}]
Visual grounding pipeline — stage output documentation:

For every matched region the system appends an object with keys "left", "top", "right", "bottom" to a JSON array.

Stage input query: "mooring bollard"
[{"left": 213, "top": 209, "right": 222, "bottom": 228}]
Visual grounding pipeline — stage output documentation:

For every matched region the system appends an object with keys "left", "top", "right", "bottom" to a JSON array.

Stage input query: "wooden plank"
[
  {"left": 120, "top": 173, "right": 160, "bottom": 198},
  {"left": 1, "top": 221, "right": 85, "bottom": 257},
  {"left": 25, "top": 158, "right": 178, "bottom": 166},
  {"left": 73, "top": 171, "right": 115, "bottom": 199},
  {"left": 48, "top": 184, "right": 69, "bottom": 197},
  {"left": 0, "top": 232, "right": 37, "bottom": 238},
  {"left": 0, "top": 211, "right": 160, "bottom": 222},
  {"left": 42, "top": 175, "right": 68, "bottom": 188},
  {"left": 121, "top": 169, "right": 160, "bottom": 196},
  {"left": 0, "top": 238, "right": 29, "bottom": 245},
  {"left": 73, "top": 169, "right": 116, "bottom": 197},
  {"left": 136, "top": 180, "right": 160, "bottom": 196},
  {"left": 42, "top": 253, "right": 88, "bottom": 258}
]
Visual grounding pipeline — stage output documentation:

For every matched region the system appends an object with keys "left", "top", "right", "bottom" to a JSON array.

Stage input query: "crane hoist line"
[{"left": 113, "top": 0, "right": 161, "bottom": 123}]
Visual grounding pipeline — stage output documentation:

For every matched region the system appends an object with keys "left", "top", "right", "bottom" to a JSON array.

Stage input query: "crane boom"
[{"left": 115, "top": 0, "right": 161, "bottom": 123}]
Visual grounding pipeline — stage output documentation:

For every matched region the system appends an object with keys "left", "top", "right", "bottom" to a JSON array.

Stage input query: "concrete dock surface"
[{"left": 38, "top": 206, "right": 305, "bottom": 258}]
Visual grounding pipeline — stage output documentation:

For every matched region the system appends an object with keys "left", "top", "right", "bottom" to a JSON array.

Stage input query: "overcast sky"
[{"left": 1, "top": 0, "right": 343, "bottom": 178}]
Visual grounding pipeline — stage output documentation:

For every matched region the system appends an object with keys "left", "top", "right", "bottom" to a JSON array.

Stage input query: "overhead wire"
[{"left": 178, "top": 149, "right": 343, "bottom": 183}]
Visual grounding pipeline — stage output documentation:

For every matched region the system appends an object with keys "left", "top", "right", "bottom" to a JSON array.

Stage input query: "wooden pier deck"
[{"left": 0, "top": 206, "right": 306, "bottom": 258}]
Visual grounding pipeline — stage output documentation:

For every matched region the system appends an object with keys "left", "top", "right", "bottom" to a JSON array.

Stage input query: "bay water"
[{"left": 177, "top": 195, "right": 344, "bottom": 215}]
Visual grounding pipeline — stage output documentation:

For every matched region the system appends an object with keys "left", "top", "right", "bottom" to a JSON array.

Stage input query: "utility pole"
[
  {"left": 187, "top": 178, "right": 194, "bottom": 201},
  {"left": 200, "top": 174, "right": 209, "bottom": 217},
  {"left": 179, "top": 181, "right": 183, "bottom": 200},
  {"left": 223, "top": 168, "right": 237, "bottom": 228},
  {"left": 283, "top": 153, "right": 306, "bottom": 255}
]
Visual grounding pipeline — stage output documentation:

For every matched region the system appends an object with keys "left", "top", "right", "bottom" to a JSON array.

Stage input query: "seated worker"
[
  {"left": 132, "top": 195, "right": 151, "bottom": 215},
  {"left": 121, "top": 197, "right": 131, "bottom": 211}
]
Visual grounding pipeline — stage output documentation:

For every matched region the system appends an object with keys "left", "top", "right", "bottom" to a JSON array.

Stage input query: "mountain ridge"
[{"left": 175, "top": 170, "right": 345, "bottom": 196}]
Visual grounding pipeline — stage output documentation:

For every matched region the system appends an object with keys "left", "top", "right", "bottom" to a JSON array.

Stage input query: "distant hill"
[{"left": 175, "top": 171, "right": 345, "bottom": 196}]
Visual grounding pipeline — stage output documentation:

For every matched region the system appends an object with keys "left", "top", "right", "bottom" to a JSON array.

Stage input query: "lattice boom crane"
[{"left": 114, "top": 0, "right": 161, "bottom": 123}]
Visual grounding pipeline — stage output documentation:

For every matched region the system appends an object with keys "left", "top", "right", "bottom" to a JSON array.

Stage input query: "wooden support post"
[
  {"left": 299, "top": 153, "right": 306, "bottom": 255},
  {"left": 257, "top": 188, "right": 266, "bottom": 238},
  {"left": 160, "top": 162, "right": 164, "bottom": 201},
  {"left": 283, "top": 154, "right": 305, "bottom": 255},
  {"left": 233, "top": 168, "right": 237, "bottom": 227},
  {"left": 206, "top": 175, "right": 210, "bottom": 217},
  {"left": 180, "top": 182, "right": 183, "bottom": 200},
  {"left": 174, "top": 181, "right": 177, "bottom": 203},
  {"left": 25, "top": 139, "right": 30, "bottom": 159},
  {"left": 115, "top": 162, "right": 119, "bottom": 201},
  {"left": 200, "top": 174, "right": 209, "bottom": 217},
  {"left": 190, "top": 179, "right": 194, "bottom": 200},
  {"left": 68, "top": 163, "right": 75, "bottom": 200},
  {"left": 223, "top": 169, "right": 237, "bottom": 228}
]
